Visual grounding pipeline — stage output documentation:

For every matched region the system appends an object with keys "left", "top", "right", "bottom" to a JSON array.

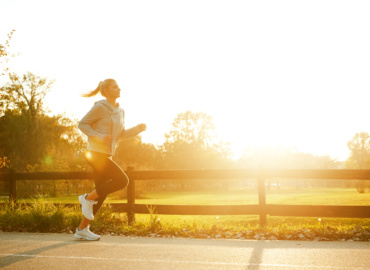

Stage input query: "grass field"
[
  {"left": 9, "top": 187, "right": 369, "bottom": 206},
  {"left": 127, "top": 187, "right": 370, "bottom": 228},
  {"left": 1, "top": 187, "right": 369, "bottom": 240},
  {"left": 2, "top": 187, "right": 369, "bottom": 228}
]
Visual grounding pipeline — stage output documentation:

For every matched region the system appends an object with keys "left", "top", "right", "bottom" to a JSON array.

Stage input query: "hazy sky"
[{"left": 1, "top": 0, "right": 370, "bottom": 161}]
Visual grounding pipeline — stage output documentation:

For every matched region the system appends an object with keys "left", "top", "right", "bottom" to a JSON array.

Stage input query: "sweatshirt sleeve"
[
  {"left": 78, "top": 104, "right": 105, "bottom": 142},
  {"left": 120, "top": 125, "right": 142, "bottom": 139}
]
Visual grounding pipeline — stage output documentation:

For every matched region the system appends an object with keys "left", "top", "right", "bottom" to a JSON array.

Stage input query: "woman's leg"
[
  {"left": 77, "top": 189, "right": 99, "bottom": 229},
  {"left": 76, "top": 151, "right": 129, "bottom": 239},
  {"left": 84, "top": 190, "right": 104, "bottom": 215},
  {"left": 84, "top": 151, "right": 129, "bottom": 216},
  {"left": 78, "top": 217, "right": 91, "bottom": 230},
  {"left": 86, "top": 190, "right": 99, "bottom": 201}
]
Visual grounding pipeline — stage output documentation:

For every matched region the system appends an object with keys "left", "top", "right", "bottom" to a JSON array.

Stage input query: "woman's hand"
[
  {"left": 138, "top": 123, "right": 147, "bottom": 132},
  {"left": 102, "top": 135, "right": 112, "bottom": 144}
]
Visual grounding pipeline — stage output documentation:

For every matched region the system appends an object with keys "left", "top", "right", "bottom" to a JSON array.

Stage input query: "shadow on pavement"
[{"left": 0, "top": 239, "right": 81, "bottom": 268}]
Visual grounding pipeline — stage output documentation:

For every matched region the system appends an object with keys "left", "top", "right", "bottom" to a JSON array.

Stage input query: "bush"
[
  {"left": 356, "top": 180, "right": 369, "bottom": 193},
  {"left": 0, "top": 200, "right": 369, "bottom": 242}
]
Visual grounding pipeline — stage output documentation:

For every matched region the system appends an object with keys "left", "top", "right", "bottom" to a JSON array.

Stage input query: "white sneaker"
[
  {"left": 79, "top": 194, "right": 98, "bottom": 220},
  {"left": 74, "top": 225, "right": 100, "bottom": 241}
]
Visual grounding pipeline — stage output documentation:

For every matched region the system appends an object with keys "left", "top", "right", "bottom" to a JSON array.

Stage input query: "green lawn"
[
  {"left": 6, "top": 187, "right": 369, "bottom": 206},
  {"left": 1, "top": 187, "right": 369, "bottom": 239},
  {"left": 131, "top": 187, "right": 370, "bottom": 227},
  {"left": 123, "top": 187, "right": 369, "bottom": 206},
  {"left": 3, "top": 187, "right": 368, "bottom": 228}
]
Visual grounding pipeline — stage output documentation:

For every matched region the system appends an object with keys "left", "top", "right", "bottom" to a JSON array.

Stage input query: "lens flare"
[
  {"left": 43, "top": 156, "right": 53, "bottom": 165},
  {"left": 85, "top": 152, "right": 92, "bottom": 159}
]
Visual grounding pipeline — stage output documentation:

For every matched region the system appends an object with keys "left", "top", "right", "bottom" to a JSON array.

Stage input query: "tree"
[
  {"left": 0, "top": 30, "right": 17, "bottom": 77},
  {"left": 0, "top": 72, "right": 86, "bottom": 172},
  {"left": 0, "top": 30, "right": 19, "bottom": 123},
  {"left": 0, "top": 72, "right": 54, "bottom": 116},
  {"left": 0, "top": 72, "right": 55, "bottom": 169},
  {"left": 346, "top": 132, "right": 370, "bottom": 169},
  {"left": 114, "top": 136, "right": 162, "bottom": 170},
  {"left": 153, "top": 111, "right": 233, "bottom": 191},
  {"left": 161, "top": 111, "right": 231, "bottom": 169},
  {"left": 0, "top": 105, "right": 87, "bottom": 172},
  {"left": 0, "top": 72, "right": 89, "bottom": 197},
  {"left": 345, "top": 132, "right": 370, "bottom": 193},
  {"left": 164, "top": 111, "right": 216, "bottom": 149}
]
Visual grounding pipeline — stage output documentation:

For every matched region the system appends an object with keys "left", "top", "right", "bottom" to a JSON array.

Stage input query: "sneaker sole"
[{"left": 74, "top": 234, "right": 100, "bottom": 241}]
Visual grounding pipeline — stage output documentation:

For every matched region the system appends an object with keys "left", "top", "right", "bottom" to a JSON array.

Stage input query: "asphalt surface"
[{"left": 0, "top": 232, "right": 369, "bottom": 270}]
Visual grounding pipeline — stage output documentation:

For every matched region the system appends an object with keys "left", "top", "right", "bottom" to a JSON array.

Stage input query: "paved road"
[{"left": 0, "top": 232, "right": 369, "bottom": 270}]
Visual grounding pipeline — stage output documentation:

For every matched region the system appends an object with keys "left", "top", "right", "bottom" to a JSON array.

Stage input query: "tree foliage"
[
  {"left": 160, "top": 111, "right": 232, "bottom": 169},
  {"left": 0, "top": 72, "right": 85, "bottom": 171},
  {"left": 345, "top": 132, "right": 370, "bottom": 169},
  {"left": 345, "top": 132, "right": 370, "bottom": 193},
  {"left": 114, "top": 136, "right": 162, "bottom": 170},
  {"left": 0, "top": 72, "right": 54, "bottom": 116},
  {"left": 0, "top": 30, "right": 18, "bottom": 77}
]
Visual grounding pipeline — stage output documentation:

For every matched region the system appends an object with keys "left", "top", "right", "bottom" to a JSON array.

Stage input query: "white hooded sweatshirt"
[{"left": 78, "top": 99, "right": 142, "bottom": 156}]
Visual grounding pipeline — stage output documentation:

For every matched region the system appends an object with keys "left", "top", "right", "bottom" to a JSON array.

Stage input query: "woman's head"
[{"left": 81, "top": 79, "right": 120, "bottom": 98}]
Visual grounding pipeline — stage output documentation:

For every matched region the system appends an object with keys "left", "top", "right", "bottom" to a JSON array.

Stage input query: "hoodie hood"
[{"left": 95, "top": 99, "right": 122, "bottom": 113}]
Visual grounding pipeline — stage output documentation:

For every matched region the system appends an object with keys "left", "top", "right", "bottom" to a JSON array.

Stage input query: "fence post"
[
  {"left": 257, "top": 166, "right": 267, "bottom": 227},
  {"left": 127, "top": 166, "right": 135, "bottom": 225},
  {"left": 9, "top": 169, "right": 16, "bottom": 203}
]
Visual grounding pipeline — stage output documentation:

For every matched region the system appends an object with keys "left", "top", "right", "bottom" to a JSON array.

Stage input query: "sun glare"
[{"left": 1, "top": 0, "right": 369, "bottom": 162}]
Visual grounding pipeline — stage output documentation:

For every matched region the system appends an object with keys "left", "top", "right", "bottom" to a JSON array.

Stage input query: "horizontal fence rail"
[
  {"left": 2, "top": 169, "right": 370, "bottom": 181},
  {"left": 1, "top": 169, "right": 370, "bottom": 226}
]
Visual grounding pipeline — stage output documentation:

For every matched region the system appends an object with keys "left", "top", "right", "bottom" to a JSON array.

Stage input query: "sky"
[{"left": 1, "top": 0, "right": 370, "bottom": 161}]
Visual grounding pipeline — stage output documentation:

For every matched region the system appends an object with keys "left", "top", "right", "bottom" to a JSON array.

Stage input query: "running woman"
[{"left": 74, "top": 79, "right": 146, "bottom": 240}]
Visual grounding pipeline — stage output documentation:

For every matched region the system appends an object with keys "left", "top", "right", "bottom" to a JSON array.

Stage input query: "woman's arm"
[
  {"left": 78, "top": 104, "right": 106, "bottom": 142},
  {"left": 120, "top": 123, "right": 146, "bottom": 139}
]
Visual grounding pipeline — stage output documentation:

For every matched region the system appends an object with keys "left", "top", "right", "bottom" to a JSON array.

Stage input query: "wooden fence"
[{"left": 0, "top": 169, "right": 370, "bottom": 226}]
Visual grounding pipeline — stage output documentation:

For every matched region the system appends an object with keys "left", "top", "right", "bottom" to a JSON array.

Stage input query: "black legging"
[{"left": 85, "top": 150, "right": 129, "bottom": 215}]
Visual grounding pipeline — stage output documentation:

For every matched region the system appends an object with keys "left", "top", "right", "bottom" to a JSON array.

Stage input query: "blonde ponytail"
[{"left": 81, "top": 81, "right": 108, "bottom": 98}]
